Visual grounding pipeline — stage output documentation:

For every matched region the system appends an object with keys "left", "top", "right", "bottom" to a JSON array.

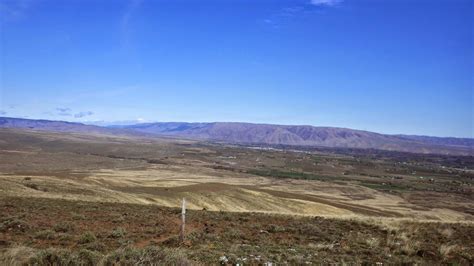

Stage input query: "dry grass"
[
  {"left": 439, "top": 244, "right": 458, "bottom": 258},
  {"left": 0, "top": 128, "right": 473, "bottom": 264},
  {"left": 1, "top": 246, "right": 191, "bottom": 266},
  {"left": 1, "top": 196, "right": 472, "bottom": 264},
  {"left": 0, "top": 128, "right": 473, "bottom": 221},
  {"left": 0, "top": 246, "right": 36, "bottom": 266}
]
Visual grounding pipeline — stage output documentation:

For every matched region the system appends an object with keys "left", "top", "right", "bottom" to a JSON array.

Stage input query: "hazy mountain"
[
  {"left": 1, "top": 117, "right": 472, "bottom": 155},
  {"left": 118, "top": 122, "right": 473, "bottom": 155},
  {"left": 0, "top": 117, "right": 141, "bottom": 137},
  {"left": 394, "top": 135, "right": 474, "bottom": 148}
]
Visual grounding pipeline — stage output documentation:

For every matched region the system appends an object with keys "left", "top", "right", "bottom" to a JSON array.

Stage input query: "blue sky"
[{"left": 0, "top": 0, "right": 472, "bottom": 137}]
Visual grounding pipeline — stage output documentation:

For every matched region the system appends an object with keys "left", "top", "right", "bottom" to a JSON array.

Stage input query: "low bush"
[
  {"left": 78, "top": 232, "right": 97, "bottom": 244},
  {"left": 0, "top": 217, "right": 29, "bottom": 232},
  {"left": 54, "top": 222, "right": 74, "bottom": 233},
  {"left": 34, "top": 230, "right": 56, "bottom": 240},
  {"left": 102, "top": 246, "right": 191, "bottom": 266},
  {"left": 24, "top": 183, "right": 39, "bottom": 190},
  {"left": 109, "top": 227, "right": 127, "bottom": 238}
]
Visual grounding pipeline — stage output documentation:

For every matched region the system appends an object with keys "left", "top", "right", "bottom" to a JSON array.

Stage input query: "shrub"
[
  {"left": 72, "top": 213, "right": 86, "bottom": 220},
  {"left": 0, "top": 217, "right": 29, "bottom": 232},
  {"left": 0, "top": 246, "right": 36, "bottom": 265},
  {"left": 28, "top": 248, "right": 101, "bottom": 265},
  {"left": 28, "top": 248, "right": 76, "bottom": 265},
  {"left": 34, "top": 230, "right": 56, "bottom": 240},
  {"left": 439, "top": 244, "right": 458, "bottom": 258},
  {"left": 84, "top": 242, "right": 106, "bottom": 252},
  {"left": 101, "top": 246, "right": 141, "bottom": 265},
  {"left": 102, "top": 246, "right": 191, "bottom": 266},
  {"left": 24, "top": 183, "right": 39, "bottom": 190},
  {"left": 111, "top": 215, "right": 125, "bottom": 223},
  {"left": 268, "top": 224, "right": 286, "bottom": 233},
  {"left": 109, "top": 227, "right": 127, "bottom": 238},
  {"left": 77, "top": 249, "right": 102, "bottom": 265},
  {"left": 223, "top": 228, "right": 242, "bottom": 239},
  {"left": 54, "top": 222, "right": 74, "bottom": 233},
  {"left": 79, "top": 232, "right": 97, "bottom": 244}
]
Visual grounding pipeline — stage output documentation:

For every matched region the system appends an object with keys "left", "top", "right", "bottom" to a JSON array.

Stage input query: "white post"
[{"left": 180, "top": 198, "right": 186, "bottom": 242}]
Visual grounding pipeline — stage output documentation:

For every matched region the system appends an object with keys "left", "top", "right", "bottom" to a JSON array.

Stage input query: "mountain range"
[{"left": 1, "top": 117, "right": 472, "bottom": 155}]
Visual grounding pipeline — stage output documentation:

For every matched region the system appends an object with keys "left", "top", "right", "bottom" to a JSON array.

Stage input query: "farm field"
[{"left": 1, "top": 128, "right": 473, "bottom": 264}]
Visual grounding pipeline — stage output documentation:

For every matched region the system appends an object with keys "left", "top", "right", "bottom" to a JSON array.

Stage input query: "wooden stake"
[{"left": 180, "top": 198, "right": 186, "bottom": 242}]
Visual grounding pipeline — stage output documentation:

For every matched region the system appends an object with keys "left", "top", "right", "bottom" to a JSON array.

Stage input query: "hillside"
[
  {"left": 0, "top": 125, "right": 473, "bottom": 265},
  {"left": 1, "top": 117, "right": 472, "bottom": 155},
  {"left": 0, "top": 117, "right": 144, "bottom": 137},
  {"left": 119, "top": 122, "right": 474, "bottom": 155}
]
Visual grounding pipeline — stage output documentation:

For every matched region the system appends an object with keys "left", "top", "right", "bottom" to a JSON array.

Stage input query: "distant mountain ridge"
[
  {"left": 0, "top": 117, "right": 146, "bottom": 137},
  {"left": 115, "top": 122, "right": 473, "bottom": 154},
  {"left": 1, "top": 117, "right": 472, "bottom": 155}
]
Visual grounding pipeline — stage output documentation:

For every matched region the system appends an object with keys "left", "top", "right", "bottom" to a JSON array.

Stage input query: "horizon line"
[{"left": 1, "top": 115, "right": 472, "bottom": 140}]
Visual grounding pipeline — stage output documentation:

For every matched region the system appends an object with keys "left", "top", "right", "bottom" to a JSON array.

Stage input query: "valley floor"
[{"left": 0, "top": 128, "right": 473, "bottom": 264}]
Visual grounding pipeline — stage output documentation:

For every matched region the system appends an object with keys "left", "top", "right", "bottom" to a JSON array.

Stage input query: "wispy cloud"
[
  {"left": 0, "top": 0, "right": 34, "bottom": 22},
  {"left": 280, "top": 6, "right": 305, "bottom": 16},
  {"left": 74, "top": 111, "right": 94, "bottom": 118},
  {"left": 56, "top": 107, "right": 71, "bottom": 113},
  {"left": 0, "top": 110, "right": 6, "bottom": 115},
  {"left": 120, "top": 0, "right": 143, "bottom": 48},
  {"left": 262, "top": 0, "right": 342, "bottom": 29},
  {"left": 310, "top": 0, "right": 342, "bottom": 6},
  {"left": 56, "top": 107, "right": 72, "bottom": 116}
]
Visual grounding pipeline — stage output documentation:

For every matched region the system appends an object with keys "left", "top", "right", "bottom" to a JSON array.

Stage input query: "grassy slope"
[{"left": 1, "top": 197, "right": 473, "bottom": 265}]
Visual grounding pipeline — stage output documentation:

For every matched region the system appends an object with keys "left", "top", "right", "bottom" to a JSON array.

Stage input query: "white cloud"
[{"left": 310, "top": 0, "right": 342, "bottom": 6}]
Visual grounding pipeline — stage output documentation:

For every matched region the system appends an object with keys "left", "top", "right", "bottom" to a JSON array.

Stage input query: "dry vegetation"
[
  {"left": 0, "top": 128, "right": 473, "bottom": 264},
  {"left": 1, "top": 197, "right": 473, "bottom": 265}
]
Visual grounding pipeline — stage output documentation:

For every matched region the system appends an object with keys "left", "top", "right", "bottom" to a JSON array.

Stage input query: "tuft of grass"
[
  {"left": 2, "top": 246, "right": 191, "bottom": 266},
  {"left": 78, "top": 232, "right": 97, "bottom": 244},
  {"left": 439, "top": 228, "right": 454, "bottom": 239},
  {"left": 399, "top": 240, "right": 420, "bottom": 256},
  {"left": 0, "top": 217, "right": 29, "bottom": 232},
  {"left": 34, "top": 230, "right": 56, "bottom": 240},
  {"left": 268, "top": 224, "right": 286, "bottom": 233},
  {"left": 111, "top": 215, "right": 125, "bottom": 223},
  {"left": 0, "top": 246, "right": 36, "bottom": 266},
  {"left": 439, "top": 244, "right": 458, "bottom": 258},
  {"left": 28, "top": 248, "right": 101, "bottom": 265},
  {"left": 83, "top": 242, "right": 107, "bottom": 252},
  {"left": 71, "top": 213, "right": 86, "bottom": 220},
  {"left": 102, "top": 246, "right": 191, "bottom": 266},
  {"left": 53, "top": 222, "right": 74, "bottom": 233},
  {"left": 23, "top": 183, "right": 39, "bottom": 190},
  {"left": 308, "top": 242, "right": 335, "bottom": 251},
  {"left": 109, "top": 227, "right": 127, "bottom": 239},
  {"left": 223, "top": 228, "right": 243, "bottom": 239},
  {"left": 77, "top": 249, "right": 102, "bottom": 265},
  {"left": 28, "top": 248, "right": 76, "bottom": 265},
  {"left": 365, "top": 237, "right": 380, "bottom": 249}
]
